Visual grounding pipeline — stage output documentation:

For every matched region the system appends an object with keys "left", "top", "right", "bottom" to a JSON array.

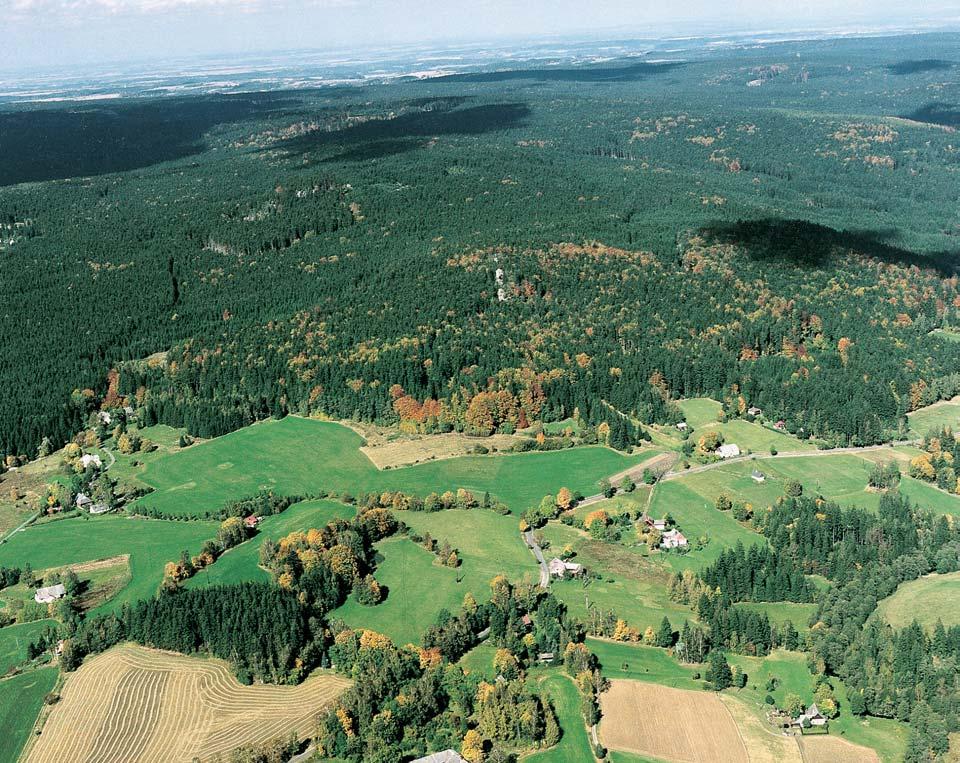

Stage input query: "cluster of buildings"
[
  {"left": 639, "top": 513, "right": 688, "bottom": 549},
  {"left": 548, "top": 557, "right": 582, "bottom": 579}
]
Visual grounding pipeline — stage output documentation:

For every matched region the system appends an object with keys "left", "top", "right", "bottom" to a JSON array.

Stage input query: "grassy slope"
[
  {"left": 0, "top": 620, "right": 56, "bottom": 675},
  {"left": 0, "top": 516, "right": 216, "bottom": 613},
  {"left": 335, "top": 509, "right": 534, "bottom": 643},
  {"left": 541, "top": 523, "right": 694, "bottom": 632},
  {"left": 0, "top": 667, "right": 58, "bottom": 762},
  {"left": 527, "top": 673, "right": 595, "bottom": 763},
  {"left": 876, "top": 571, "right": 960, "bottom": 630},
  {"left": 130, "top": 417, "right": 642, "bottom": 517},
  {"left": 186, "top": 499, "right": 354, "bottom": 589},
  {"left": 649, "top": 481, "right": 764, "bottom": 574},
  {"left": 907, "top": 400, "right": 960, "bottom": 438}
]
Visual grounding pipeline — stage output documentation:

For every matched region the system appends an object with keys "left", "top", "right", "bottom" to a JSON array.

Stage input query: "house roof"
[
  {"left": 751, "top": 469, "right": 764, "bottom": 477},
  {"left": 35, "top": 584, "right": 66, "bottom": 600},
  {"left": 411, "top": 751, "right": 468, "bottom": 763}
]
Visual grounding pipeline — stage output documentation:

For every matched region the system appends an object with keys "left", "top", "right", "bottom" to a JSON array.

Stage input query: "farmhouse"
[
  {"left": 793, "top": 703, "right": 828, "bottom": 728},
  {"left": 774, "top": 419, "right": 787, "bottom": 430},
  {"left": 79, "top": 453, "right": 102, "bottom": 470},
  {"left": 717, "top": 443, "right": 741, "bottom": 459},
  {"left": 751, "top": 469, "right": 765, "bottom": 483},
  {"left": 676, "top": 421, "right": 688, "bottom": 431},
  {"left": 747, "top": 406, "right": 762, "bottom": 416},
  {"left": 660, "top": 528, "right": 688, "bottom": 549},
  {"left": 548, "top": 558, "right": 583, "bottom": 578},
  {"left": 640, "top": 513, "right": 667, "bottom": 532},
  {"left": 34, "top": 584, "right": 66, "bottom": 604},
  {"left": 75, "top": 492, "right": 92, "bottom": 509},
  {"left": 89, "top": 502, "right": 110, "bottom": 515},
  {"left": 244, "top": 515, "right": 262, "bottom": 529},
  {"left": 412, "top": 751, "right": 468, "bottom": 763}
]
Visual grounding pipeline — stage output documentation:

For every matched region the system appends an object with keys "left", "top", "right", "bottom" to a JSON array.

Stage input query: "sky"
[{"left": 4, "top": 0, "right": 960, "bottom": 71}]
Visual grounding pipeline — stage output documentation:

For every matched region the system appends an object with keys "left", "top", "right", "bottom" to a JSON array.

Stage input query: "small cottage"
[
  {"left": 793, "top": 703, "right": 828, "bottom": 728},
  {"left": 412, "top": 750, "right": 468, "bottom": 763},
  {"left": 80, "top": 453, "right": 102, "bottom": 470},
  {"left": 751, "top": 469, "right": 765, "bottom": 483},
  {"left": 34, "top": 584, "right": 66, "bottom": 604},
  {"left": 548, "top": 558, "right": 582, "bottom": 578},
  {"left": 717, "top": 443, "right": 741, "bottom": 459},
  {"left": 660, "top": 528, "right": 688, "bottom": 549}
]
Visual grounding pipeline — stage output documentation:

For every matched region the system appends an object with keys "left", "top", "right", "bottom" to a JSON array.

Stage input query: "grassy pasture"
[
  {"left": 648, "top": 480, "right": 763, "bottom": 573},
  {"left": 876, "top": 571, "right": 960, "bottom": 630},
  {"left": 130, "top": 417, "right": 641, "bottom": 517},
  {"left": 336, "top": 509, "right": 534, "bottom": 643},
  {"left": 540, "top": 523, "right": 694, "bottom": 631},
  {"left": 0, "top": 620, "right": 56, "bottom": 675},
  {"left": 705, "top": 419, "right": 818, "bottom": 454},
  {"left": 334, "top": 537, "right": 463, "bottom": 644},
  {"left": 677, "top": 398, "right": 723, "bottom": 429},
  {"left": 0, "top": 516, "right": 216, "bottom": 613},
  {"left": 0, "top": 667, "right": 58, "bottom": 762},
  {"left": 186, "top": 499, "right": 354, "bottom": 589},
  {"left": 908, "top": 399, "right": 960, "bottom": 438},
  {"left": 458, "top": 642, "right": 498, "bottom": 680},
  {"left": 758, "top": 455, "right": 875, "bottom": 507},
  {"left": 527, "top": 673, "right": 595, "bottom": 763},
  {"left": 24, "top": 644, "right": 350, "bottom": 763}
]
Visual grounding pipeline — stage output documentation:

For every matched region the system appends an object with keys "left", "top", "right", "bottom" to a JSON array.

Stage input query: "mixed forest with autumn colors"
[{"left": 1, "top": 33, "right": 959, "bottom": 460}]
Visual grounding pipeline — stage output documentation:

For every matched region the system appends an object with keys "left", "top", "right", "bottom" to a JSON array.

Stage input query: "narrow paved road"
[
  {"left": 0, "top": 511, "right": 40, "bottom": 545},
  {"left": 523, "top": 529, "right": 550, "bottom": 588}
]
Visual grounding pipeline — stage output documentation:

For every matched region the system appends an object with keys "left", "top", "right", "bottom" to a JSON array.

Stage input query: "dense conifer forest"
[{"left": 1, "top": 34, "right": 960, "bottom": 459}]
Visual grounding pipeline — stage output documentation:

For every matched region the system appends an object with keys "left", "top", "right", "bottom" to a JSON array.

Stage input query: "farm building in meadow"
[
  {"left": 75, "top": 492, "right": 92, "bottom": 509},
  {"left": 660, "top": 528, "right": 688, "bottom": 549},
  {"left": 748, "top": 406, "right": 762, "bottom": 416},
  {"left": 548, "top": 558, "right": 583, "bottom": 578},
  {"left": 717, "top": 443, "right": 741, "bottom": 459},
  {"left": 34, "top": 584, "right": 66, "bottom": 604},
  {"left": 793, "top": 703, "right": 828, "bottom": 728},
  {"left": 79, "top": 453, "right": 102, "bottom": 470},
  {"left": 640, "top": 513, "right": 667, "bottom": 532},
  {"left": 412, "top": 751, "right": 468, "bottom": 763},
  {"left": 89, "top": 502, "right": 110, "bottom": 515},
  {"left": 676, "top": 421, "right": 688, "bottom": 431},
  {"left": 751, "top": 469, "right": 766, "bottom": 483},
  {"left": 244, "top": 515, "right": 261, "bottom": 529},
  {"left": 774, "top": 419, "right": 787, "bottom": 430}
]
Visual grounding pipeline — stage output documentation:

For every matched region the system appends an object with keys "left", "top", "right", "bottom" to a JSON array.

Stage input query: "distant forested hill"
[{"left": 1, "top": 33, "right": 959, "bottom": 457}]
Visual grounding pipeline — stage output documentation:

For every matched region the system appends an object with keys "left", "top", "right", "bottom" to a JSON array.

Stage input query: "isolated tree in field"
[
  {"left": 620, "top": 475, "right": 635, "bottom": 493},
  {"left": 556, "top": 486, "right": 573, "bottom": 510},
  {"left": 715, "top": 493, "right": 733, "bottom": 512},
  {"left": 707, "top": 650, "right": 732, "bottom": 690},
  {"left": 784, "top": 479, "right": 803, "bottom": 497}
]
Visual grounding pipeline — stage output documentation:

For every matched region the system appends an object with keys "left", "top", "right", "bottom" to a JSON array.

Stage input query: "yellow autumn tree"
[
  {"left": 462, "top": 729, "right": 484, "bottom": 763},
  {"left": 556, "top": 487, "right": 573, "bottom": 510}
]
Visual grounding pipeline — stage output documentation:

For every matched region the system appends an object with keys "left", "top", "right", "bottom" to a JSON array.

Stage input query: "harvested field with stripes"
[
  {"left": 24, "top": 644, "right": 350, "bottom": 763},
  {"left": 599, "top": 679, "right": 749, "bottom": 762}
]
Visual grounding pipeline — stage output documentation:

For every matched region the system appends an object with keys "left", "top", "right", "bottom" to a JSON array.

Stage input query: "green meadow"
[
  {"left": 335, "top": 509, "right": 534, "bottom": 643},
  {"left": 526, "top": 673, "right": 595, "bottom": 763},
  {"left": 541, "top": 523, "right": 694, "bottom": 631},
  {"left": 0, "top": 620, "right": 56, "bottom": 675},
  {"left": 648, "top": 481, "right": 764, "bottom": 573},
  {"left": 0, "top": 667, "right": 58, "bottom": 762},
  {"left": 129, "top": 417, "right": 642, "bottom": 517},
  {"left": 677, "top": 399, "right": 723, "bottom": 430},
  {"left": 186, "top": 499, "right": 354, "bottom": 589},
  {"left": 876, "top": 571, "right": 960, "bottom": 630},
  {"left": 908, "top": 399, "right": 960, "bottom": 438},
  {"left": 0, "top": 516, "right": 216, "bottom": 613}
]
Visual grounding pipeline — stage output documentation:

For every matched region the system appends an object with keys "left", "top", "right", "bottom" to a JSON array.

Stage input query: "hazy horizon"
[{"left": 4, "top": 0, "right": 960, "bottom": 73}]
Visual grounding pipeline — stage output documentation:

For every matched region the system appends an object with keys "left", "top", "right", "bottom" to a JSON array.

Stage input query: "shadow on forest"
[
  {"left": 280, "top": 102, "right": 530, "bottom": 162},
  {"left": 0, "top": 91, "right": 305, "bottom": 186},
  {"left": 886, "top": 59, "right": 954, "bottom": 75},
  {"left": 424, "top": 59, "right": 686, "bottom": 84},
  {"left": 902, "top": 102, "right": 960, "bottom": 128},
  {"left": 703, "top": 219, "right": 958, "bottom": 276}
]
